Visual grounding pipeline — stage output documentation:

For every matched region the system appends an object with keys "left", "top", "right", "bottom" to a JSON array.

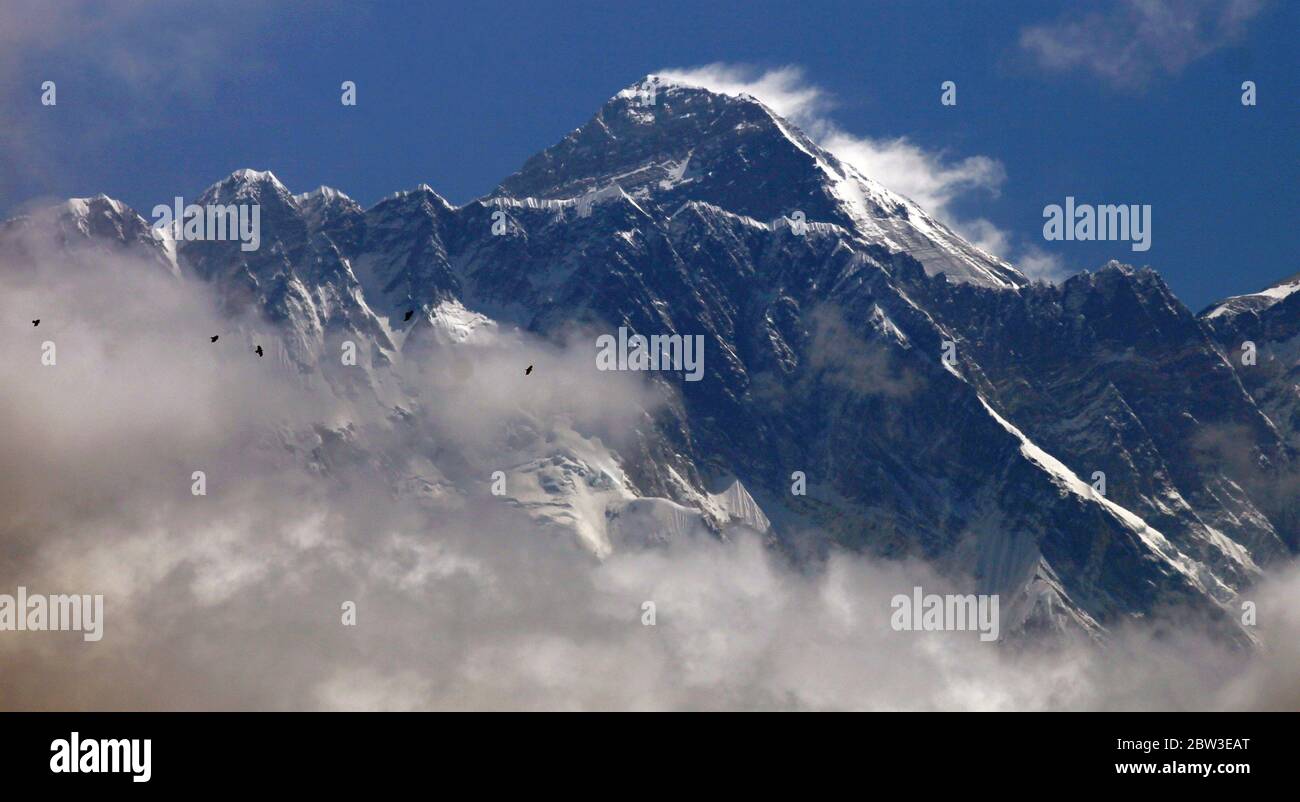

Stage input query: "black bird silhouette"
[
  {"left": 525, "top": 365, "right": 533, "bottom": 375},
  {"left": 404, "top": 309, "right": 414, "bottom": 322},
  {"left": 255, "top": 345, "right": 264, "bottom": 357},
  {"left": 32, "top": 319, "right": 39, "bottom": 327},
  {"left": 210, "top": 335, "right": 219, "bottom": 343}
]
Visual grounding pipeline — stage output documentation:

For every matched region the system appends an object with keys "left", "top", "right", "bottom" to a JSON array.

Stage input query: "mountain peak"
[
  {"left": 199, "top": 168, "right": 291, "bottom": 204},
  {"left": 497, "top": 79, "right": 1025, "bottom": 289},
  {"left": 610, "top": 73, "right": 767, "bottom": 107},
  {"left": 375, "top": 183, "right": 454, "bottom": 213},
  {"left": 230, "top": 168, "right": 283, "bottom": 185},
  {"left": 294, "top": 185, "right": 354, "bottom": 205},
  {"left": 64, "top": 194, "right": 131, "bottom": 219},
  {"left": 497, "top": 77, "right": 795, "bottom": 204}
]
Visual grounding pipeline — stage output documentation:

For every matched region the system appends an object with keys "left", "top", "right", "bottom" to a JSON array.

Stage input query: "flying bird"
[
  {"left": 210, "top": 335, "right": 219, "bottom": 343},
  {"left": 404, "top": 309, "right": 414, "bottom": 322},
  {"left": 255, "top": 345, "right": 264, "bottom": 357},
  {"left": 525, "top": 365, "right": 533, "bottom": 375},
  {"left": 32, "top": 319, "right": 39, "bottom": 327}
]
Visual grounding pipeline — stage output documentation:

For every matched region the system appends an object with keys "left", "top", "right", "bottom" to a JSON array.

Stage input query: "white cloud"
[
  {"left": 951, "top": 218, "right": 1012, "bottom": 261},
  {"left": 657, "top": 63, "right": 1064, "bottom": 282},
  {"left": 1017, "top": 245, "right": 1071, "bottom": 283},
  {"left": 1019, "top": 0, "right": 1266, "bottom": 89},
  {"left": 820, "top": 132, "right": 1007, "bottom": 219}
]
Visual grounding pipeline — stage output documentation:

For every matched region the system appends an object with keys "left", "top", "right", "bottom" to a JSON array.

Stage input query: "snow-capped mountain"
[{"left": 4, "top": 76, "right": 1295, "bottom": 644}]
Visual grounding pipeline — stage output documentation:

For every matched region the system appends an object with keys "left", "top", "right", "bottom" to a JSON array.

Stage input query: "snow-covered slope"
[
  {"left": 1201, "top": 272, "right": 1300, "bottom": 463},
  {"left": 1202, "top": 272, "right": 1300, "bottom": 321}
]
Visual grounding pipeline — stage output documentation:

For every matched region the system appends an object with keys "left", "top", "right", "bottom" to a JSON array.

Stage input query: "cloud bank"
[{"left": 0, "top": 226, "right": 1296, "bottom": 710}]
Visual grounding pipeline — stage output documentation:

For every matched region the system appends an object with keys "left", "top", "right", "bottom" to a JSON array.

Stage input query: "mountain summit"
[{"left": 497, "top": 76, "right": 1026, "bottom": 288}]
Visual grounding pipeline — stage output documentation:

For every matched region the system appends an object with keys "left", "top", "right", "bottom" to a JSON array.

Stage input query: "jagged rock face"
[
  {"left": 4, "top": 79, "right": 1295, "bottom": 644},
  {"left": 178, "top": 170, "right": 396, "bottom": 387},
  {"left": 470, "top": 196, "right": 1263, "bottom": 639},
  {"left": 348, "top": 187, "right": 461, "bottom": 321},
  {"left": 1202, "top": 274, "right": 1300, "bottom": 446},
  {"left": 906, "top": 262, "right": 1295, "bottom": 587},
  {"left": 1200, "top": 274, "right": 1300, "bottom": 545},
  {"left": 296, "top": 186, "right": 366, "bottom": 259}
]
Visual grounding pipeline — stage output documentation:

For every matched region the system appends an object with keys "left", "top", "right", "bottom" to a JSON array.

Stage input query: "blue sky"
[{"left": 0, "top": 0, "right": 1294, "bottom": 310}]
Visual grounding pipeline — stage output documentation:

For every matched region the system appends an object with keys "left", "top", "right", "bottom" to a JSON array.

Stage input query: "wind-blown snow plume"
[{"left": 655, "top": 63, "right": 1061, "bottom": 279}]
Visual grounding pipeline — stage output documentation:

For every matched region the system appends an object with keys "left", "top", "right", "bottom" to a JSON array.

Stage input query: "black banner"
[{"left": 1, "top": 713, "right": 1284, "bottom": 789}]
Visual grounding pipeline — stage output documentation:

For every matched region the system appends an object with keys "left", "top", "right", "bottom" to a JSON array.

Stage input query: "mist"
[{"left": 1, "top": 235, "right": 1297, "bottom": 711}]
